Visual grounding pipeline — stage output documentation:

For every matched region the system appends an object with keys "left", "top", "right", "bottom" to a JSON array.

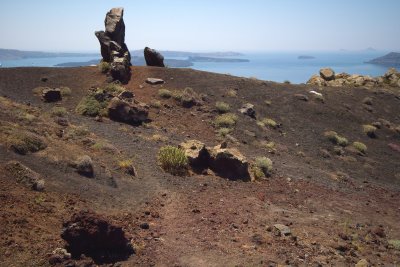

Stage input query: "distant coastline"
[
  {"left": 366, "top": 52, "right": 400, "bottom": 66},
  {"left": 298, "top": 55, "right": 315, "bottom": 60}
]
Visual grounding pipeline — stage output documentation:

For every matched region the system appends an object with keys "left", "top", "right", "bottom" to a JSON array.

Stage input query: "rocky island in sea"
[{"left": 366, "top": 52, "right": 400, "bottom": 66}]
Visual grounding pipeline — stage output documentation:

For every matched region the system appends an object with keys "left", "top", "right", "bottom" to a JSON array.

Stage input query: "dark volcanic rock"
[
  {"left": 61, "top": 210, "right": 134, "bottom": 263},
  {"left": 95, "top": 8, "right": 131, "bottom": 84},
  {"left": 108, "top": 97, "right": 149, "bottom": 125},
  {"left": 144, "top": 47, "right": 165, "bottom": 67},
  {"left": 42, "top": 88, "right": 61, "bottom": 102}
]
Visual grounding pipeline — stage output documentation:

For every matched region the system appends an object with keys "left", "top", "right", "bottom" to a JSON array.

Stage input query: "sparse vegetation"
[
  {"left": 151, "top": 134, "right": 168, "bottom": 142},
  {"left": 158, "top": 89, "right": 172, "bottom": 98},
  {"left": 150, "top": 100, "right": 162, "bottom": 109},
  {"left": 157, "top": 146, "right": 188, "bottom": 176},
  {"left": 65, "top": 125, "right": 90, "bottom": 139},
  {"left": 363, "top": 124, "right": 377, "bottom": 138},
  {"left": 6, "top": 131, "right": 47, "bottom": 155},
  {"left": 388, "top": 240, "right": 400, "bottom": 250},
  {"left": 259, "top": 118, "right": 277, "bottom": 129},
  {"left": 103, "top": 83, "right": 125, "bottom": 95},
  {"left": 226, "top": 89, "right": 237, "bottom": 97},
  {"left": 255, "top": 156, "right": 273, "bottom": 177},
  {"left": 216, "top": 127, "right": 232, "bottom": 137},
  {"left": 215, "top": 101, "right": 230, "bottom": 113},
  {"left": 98, "top": 61, "right": 110, "bottom": 73},
  {"left": 353, "top": 141, "right": 367, "bottom": 154},
  {"left": 60, "top": 87, "right": 72, "bottom": 96},
  {"left": 118, "top": 158, "right": 136, "bottom": 176},
  {"left": 284, "top": 80, "right": 291, "bottom": 84},
  {"left": 172, "top": 90, "right": 183, "bottom": 101},
  {"left": 264, "top": 100, "right": 272, "bottom": 106},
  {"left": 76, "top": 95, "right": 108, "bottom": 117},
  {"left": 51, "top": 106, "right": 67, "bottom": 117},
  {"left": 324, "top": 131, "right": 348, "bottom": 147},
  {"left": 214, "top": 113, "right": 238, "bottom": 129}
]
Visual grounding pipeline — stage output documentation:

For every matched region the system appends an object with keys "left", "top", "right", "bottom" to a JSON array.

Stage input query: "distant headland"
[{"left": 366, "top": 52, "right": 400, "bottom": 66}]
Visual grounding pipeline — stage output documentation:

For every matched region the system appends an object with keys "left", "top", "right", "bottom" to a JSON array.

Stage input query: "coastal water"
[{"left": 0, "top": 52, "right": 391, "bottom": 84}]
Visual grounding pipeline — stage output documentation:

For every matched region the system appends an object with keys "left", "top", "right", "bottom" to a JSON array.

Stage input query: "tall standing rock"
[
  {"left": 144, "top": 47, "right": 165, "bottom": 67},
  {"left": 95, "top": 8, "right": 132, "bottom": 84}
]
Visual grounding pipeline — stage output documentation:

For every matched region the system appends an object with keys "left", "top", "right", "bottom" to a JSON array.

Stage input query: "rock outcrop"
[
  {"left": 307, "top": 67, "right": 400, "bottom": 88},
  {"left": 144, "top": 47, "right": 165, "bottom": 67},
  {"left": 238, "top": 103, "right": 256, "bottom": 119},
  {"left": 61, "top": 210, "right": 134, "bottom": 262},
  {"left": 95, "top": 8, "right": 131, "bottom": 84},
  {"left": 5, "top": 161, "right": 45, "bottom": 191},
  {"left": 179, "top": 140, "right": 252, "bottom": 181},
  {"left": 108, "top": 97, "right": 149, "bottom": 125},
  {"left": 42, "top": 88, "right": 62, "bottom": 102}
]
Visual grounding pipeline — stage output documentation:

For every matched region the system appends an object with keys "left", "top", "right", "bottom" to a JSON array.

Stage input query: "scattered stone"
[
  {"left": 118, "top": 90, "right": 134, "bottom": 99},
  {"left": 355, "top": 259, "right": 369, "bottom": 267},
  {"left": 140, "top": 222, "right": 150, "bottom": 229},
  {"left": 95, "top": 8, "right": 131, "bottom": 84},
  {"left": 42, "top": 88, "right": 61, "bottom": 102},
  {"left": 307, "top": 75, "right": 327, "bottom": 87},
  {"left": 75, "top": 155, "right": 94, "bottom": 177},
  {"left": 238, "top": 103, "right": 256, "bottom": 119},
  {"left": 273, "top": 224, "right": 291, "bottom": 236},
  {"left": 145, "top": 78, "right": 165, "bottom": 85},
  {"left": 48, "top": 248, "right": 71, "bottom": 265},
  {"left": 319, "top": 68, "right": 335, "bottom": 81},
  {"left": 179, "top": 140, "right": 210, "bottom": 172},
  {"left": 144, "top": 47, "right": 165, "bottom": 67},
  {"left": 294, "top": 94, "right": 309, "bottom": 101},
  {"left": 107, "top": 97, "right": 149, "bottom": 125},
  {"left": 61, "top": 210, "right": 134, "bottom": 261},
  {"left": 41, "top": 77, "right": 48, "bottom": 82},
  {"left": 4, "top": 161, "right": 45, "bottom": 191}
]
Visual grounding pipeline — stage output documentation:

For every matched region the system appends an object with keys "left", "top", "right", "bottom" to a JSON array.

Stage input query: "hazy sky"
[{"left": 1, "top": 0, "right": 400, "bottom": 52}]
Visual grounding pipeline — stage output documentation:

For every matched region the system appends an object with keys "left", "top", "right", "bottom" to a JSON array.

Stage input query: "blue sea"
[{"left": 0, "top": 52, "right": 391, "bottom": 84}]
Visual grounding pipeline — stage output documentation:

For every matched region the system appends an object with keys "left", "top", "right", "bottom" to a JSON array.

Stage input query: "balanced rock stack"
[
  {"left": 144, "top": 47, "right": 165, "bottom": 67},
  {"left": 95, "top": 8, "right": 131, "bottom": 84}
]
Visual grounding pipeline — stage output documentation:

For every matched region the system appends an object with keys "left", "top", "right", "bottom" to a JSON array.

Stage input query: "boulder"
[
  {"left": 273, "top": 224, "right": 291, "bottom": 236},
  {"left": 118, "top": 90, "right": 134, "bottom": 99},
  {"left": 179, "top": 140, "right": 210, "bottom": 172},
  {"left": 42, "top": 88, "right": 61, "bottom": 102},
  {"left": 107, "top": 97, "right": 148, "bottom": 125},
  {"left": 319, "top": 68, "right": 335, "bottom": 81},
  {"left": 61, "top": 210, "right": 134, "bottom": 261},
  {"left": 145, "top": 78, "right": 165, "bottom": 85},
  {"left": 294, "top": 94, "right": 309, "bottom": 101},
  {"left": 95, "top": 8, "right": 131, "bottom": 84},
  {"left": 238, "top": 103, "right": 256, "bottom": 118},
  {"left": 306, "top": 75, "right": 327, "bottom": 87},
  {"left": 75, "top": 155, "right": 94, "bottom": 177},
  {"left": 208, "top": 145, "right": 251, "bottom": 181},
  {"left": 144, "top": 47, "right": 165, "bottom": 67},
  {"left": 4, "top": 161, "right": 45, "bottom": 191}
]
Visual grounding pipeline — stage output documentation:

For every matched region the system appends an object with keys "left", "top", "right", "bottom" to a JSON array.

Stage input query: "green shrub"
[
  {"left": 215, "top": 101, "right": 230, "bottom": 113},
  {"left": 255, "top": 156, "right": 273, "bottom": 177},
  {"left": 353, "top": 142, "right": 367, "bottom": 154},
  {"left": 65, "top": 126, "right": 90, "bottom": 139},
  {"left": 51, "top": 106, "right": 67, "bottom": 117},
  {"left": 261, "top": 118, "right": 277, "bottom": 129},
  {"left": 150, "top": 100, "right": 162, "bottom": 109},
  {"left": 324, "top": 131, "right": 348, "bottom": 147},
  {"left": 158, "top": 146, "right": 188, "bottom": 176},
  {"left": 98, "top": 61, "right": 110, "bottom": 73},
  {"left": 103, "top": 83, "right": 125, "bottom": 95},
  {"left": 284, "top": 80, "right": 291, "bottom": 84},
  {"left": 214, "top": 113, "right": 238, "bottom": 128},
  {"left": 172, "top": 90, "right": 183, "bottom": 101},
  {"left": 60, "top": 87, "right": 72, "bottom": 96},
  {"left": 7, "top": 131, "right": 47, "bottom": 155},
  {"left": 388, "top": 240, "right": 400, "bottom": 250},
  {"left": 76, "top": 95, "right": 107, "bottom": 117},
  {"left": 158, "top": 89, "right": 172, "bottom": 98},
  {"left": 226, "top": 89, "right": 237, "bottom": 97},
  {"left": 362, "top": 124, "right": 377, "bottom": 138},
  {"left": 252, "top": 167, "right": 265, "bottom": 180},
  {"left": 217, "top": 127, "right": 232, "bottom": 137}
]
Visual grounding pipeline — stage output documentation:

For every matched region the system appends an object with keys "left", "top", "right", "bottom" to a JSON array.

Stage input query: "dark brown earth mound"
[{"left": 0, "top": 66, "right": 399, "bottom": 266}]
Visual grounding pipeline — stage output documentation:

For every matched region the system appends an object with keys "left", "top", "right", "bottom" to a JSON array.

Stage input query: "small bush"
[
  {"left": 214, "top": 113, "right": 238, "bottom": 129},
  {"left": 353, "top": 141, "right": 367, "bottom": 154},
  {"left": 226, "top": 89, "right": 237, "bottom": 97},
  {"left": 150, "top": 100, "right": 162, "bottom": 109},
  {"left": 172, "top": 90, "right": 183, "bottom": 101},
  {"left": 158, "top": 146, "right": 188, "bottom": 176},
  {"left": 60, "top": 87, "right": 72, "bottom": 96},
  {"left": 324, "top": 131, "right": 348, "bottom": 147},
  {"left": 363, "top": 124, "right": 377, "bottom": 138},
  {"left": 215, "top": 101, "right": 230, "bottom": 113},
  {"left": 76, "top": 96, "right": 107, "bottom": 117},
  {"left": 103, "top": 83, "right": 125, "bottom": 95},
  {"left": 98, "top": 61, "right": 110, "bottom": 73},
  {"left": 217, "top": 127, "right": 232, "bottom": 137},
  {"left": 65, "top": 126, "right": 90, "bottom": 139},
  {"left": 388, "top": 240, "right": 400, "bottom": 250},
  {"left": 158, "top": 89, "right": 172, "bottom": 98},
  {"left": 252, "top": 167, "right": 265, "bottom": 180},
  {"left": 284, "top": 80, "right": 291, "bottom": 84},
  {"left": 7, "top": 131, "right": 47, "bottom": 155},
  {"left": 255, "top": 156, "right": 273, "bottom": 177},
  {"left": 51, "top": 106, "right": 67, "bottom": 117},
  {"left": 261, "top": 118, "right": 277, "bottom": 129}
]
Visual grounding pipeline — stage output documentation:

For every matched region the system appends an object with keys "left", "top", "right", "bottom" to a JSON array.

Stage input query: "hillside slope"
[{"left": 0, "top": 66, "right": 399, "bottom": 266}]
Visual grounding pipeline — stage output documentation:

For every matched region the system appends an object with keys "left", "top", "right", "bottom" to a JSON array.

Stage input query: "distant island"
[
  {"left": 366, "top": 52, "right": 400, "bottom": 66},
  {"left": 188, "top": 56, "right": 249, "bottom": 63},
  {"left": 298, "top": 55, "right": 315, "bottom": 60},
  {"left": 0, "top": 48, "right": 98, "bottom": 60}
]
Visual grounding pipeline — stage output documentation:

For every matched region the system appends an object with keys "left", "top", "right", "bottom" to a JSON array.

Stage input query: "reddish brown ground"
[{"left": 0, "top": 66, "right": 399, "bottom": 266}]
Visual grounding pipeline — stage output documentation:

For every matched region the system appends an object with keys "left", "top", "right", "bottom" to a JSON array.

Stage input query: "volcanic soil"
[{"left": 0, "top": 66, "right": 399, "bottom": 266}]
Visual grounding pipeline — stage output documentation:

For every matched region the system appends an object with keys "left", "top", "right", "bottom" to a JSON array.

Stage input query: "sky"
[{"left": 1, "top": 0, "right": 399, "bottom": 52}]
